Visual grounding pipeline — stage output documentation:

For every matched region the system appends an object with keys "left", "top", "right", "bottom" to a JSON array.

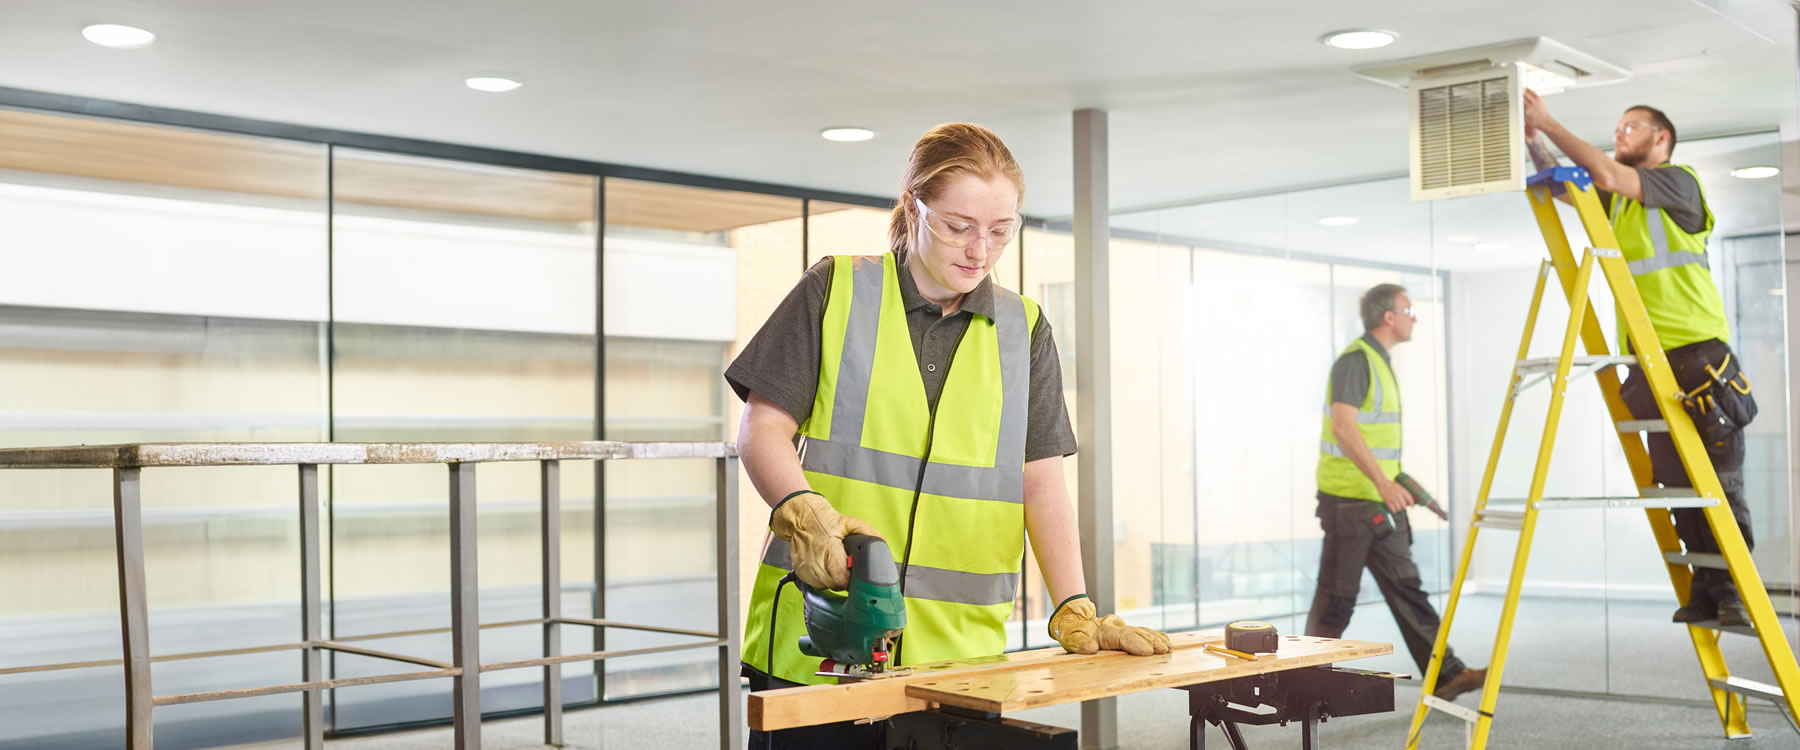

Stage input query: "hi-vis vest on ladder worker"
[
  {"left": 1609, "top": 163, "right": 1729, "bottom": 351},
  {"left": 1317, "top": 338, "right": 1402, "bottom": 502},
  {"left": 742, "top": 252, "right": 1042, "bottom": 685}
]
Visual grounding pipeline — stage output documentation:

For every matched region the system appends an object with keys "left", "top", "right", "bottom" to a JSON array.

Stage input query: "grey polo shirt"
[
  {"left": 1603, "top": 164, "right": 1708, "bottom": 234},
  {"left": 1328, "top": 333, "right": 1393, "bottom": 408},
  {"left": 726, "top": 253, "right": 1078, "bottom": 462}
]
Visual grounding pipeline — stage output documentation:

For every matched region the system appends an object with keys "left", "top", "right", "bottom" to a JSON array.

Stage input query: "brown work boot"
[
  {"left": 1433, "top": 667, "right": 1488, "bottom": 702},
  {"left": 1716, "top": 601, "right": 1752, "bottom": 629}
]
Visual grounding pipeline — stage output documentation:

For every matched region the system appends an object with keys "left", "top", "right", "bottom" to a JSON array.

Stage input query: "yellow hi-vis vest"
[
  {"left": 1609, "top": 163, "right": 1729, "bottom": 351},
  {"left": 742, "top": 252, "right": 1041, "bottom": 685},
  {"left": 1316, "top": 337, "right": 1401, "bottom": 502}
]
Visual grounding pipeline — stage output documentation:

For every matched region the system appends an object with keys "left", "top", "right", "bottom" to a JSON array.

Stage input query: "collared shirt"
[
  {"left": 726, "top": 252, "right": 1078, "bottom": 462},
  {"left": 1328, "top": 333, "right": 1393, "bottom": 408}
]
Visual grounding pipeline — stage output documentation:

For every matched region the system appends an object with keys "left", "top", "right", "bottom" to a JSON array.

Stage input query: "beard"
[{"left": 1616, "top": 147, "right": 1646, "bottom": 167}]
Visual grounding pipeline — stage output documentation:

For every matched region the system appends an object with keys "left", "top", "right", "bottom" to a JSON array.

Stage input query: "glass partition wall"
[
  {"left": 0, "top": 104, "right": 870, "bottom": 747},
  {"left": 1102, "top": 130, "right": 1795, "bottom": 706}
]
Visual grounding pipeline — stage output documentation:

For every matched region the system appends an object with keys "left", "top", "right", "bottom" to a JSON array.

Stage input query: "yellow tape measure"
[{"left": 1224, "top": 620, "right": 1279, "bottom": 654}]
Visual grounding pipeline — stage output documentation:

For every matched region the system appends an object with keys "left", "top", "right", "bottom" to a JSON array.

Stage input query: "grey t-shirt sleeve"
[
  {"left": 1637, "top": 166, "right": 1708, "bottom": 235},
  {"left": 1328, "top": 351, "right": 1371, "bottom": 408},
  {"left": 1026, "top": 316, "right": 1079, "bottom": 462},
  {"left": 723, "top": 258, "right": 832, "bottom": 424}
]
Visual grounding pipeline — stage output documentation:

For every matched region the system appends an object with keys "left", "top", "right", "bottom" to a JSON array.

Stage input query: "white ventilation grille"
[{"left": 1409, "top": 63, "right": 1524, "bottom": 201}]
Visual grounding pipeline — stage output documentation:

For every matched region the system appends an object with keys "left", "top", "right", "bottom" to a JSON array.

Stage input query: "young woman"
[{"left": 727, "top": 122, "right": 1168, "bottom": 749}]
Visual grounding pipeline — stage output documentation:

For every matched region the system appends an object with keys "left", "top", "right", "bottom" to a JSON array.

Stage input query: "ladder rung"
[
  {"left": 1637, "top": 486, "right": 1698, "bottom": 498},
  {"left": 1616, "top": 419, "right": 1668, "bottom": 432},
  {"left": 1477, "top": 508, "right": 1525, "bottom": 520},
  {"left": 1515, "top": 354, "right": 1637, "bottom": 375},
  {"left": 1483, "top": 496, "right": 1718, "bottom": 511},
  {"left": 1664, "top": 551, "right": 1729, "bottom": 570},
  {"left": 1422, "top": 694, "right": 1480, "bottom": 723},
  {"left": 1474, "top": 519, "right": 1523, "bottom": 531},
  {"left": 1710, "top": 676, "right": 1787, "bottom": 703},
  {"left": 1688, "top": 619, "right": 1757, "bottom": 637}
]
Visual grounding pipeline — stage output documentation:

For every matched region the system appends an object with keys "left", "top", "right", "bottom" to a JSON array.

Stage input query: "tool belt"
[{"left": 1673, "top": 344, "right": 1757, "bottom": 445}]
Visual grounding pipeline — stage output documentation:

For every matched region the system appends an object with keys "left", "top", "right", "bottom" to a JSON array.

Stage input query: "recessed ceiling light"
[
  {"left": 821, "top": 127, "right": 875, "bottom": 143},
  {"left": 82, "top": 24, "right": 155, "bottom": 50},
  {"left": 1317, "top": 215, "right": 1358, "bottom": 227},
  {"left": 1730, "top": 166, "right": 1780, "bottom": 180},
  {"left": 465, "top": 76, "right": 523, "bottom": 93},
  {"left": 1321, "top": 29, "right": 1397, "bottom": 50},
  {"left": 1448, "top": 234, "right": 1479, "bottom": 244},
  {"left": 1473, "top": 242, "right": 1508, "bottom": 252}
]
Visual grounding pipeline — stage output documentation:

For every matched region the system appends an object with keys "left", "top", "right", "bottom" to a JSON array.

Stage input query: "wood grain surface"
[{"left": 748, "top": 629, "right": 1390, "bottom": 731}]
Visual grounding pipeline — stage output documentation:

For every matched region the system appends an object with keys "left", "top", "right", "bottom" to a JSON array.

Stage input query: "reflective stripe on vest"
[
  {"left": 1321, "top": 364, "right": 1400, "bottom": 425},
  {"left": 1320, "top": 441, "right": 1403, "bottom": 461},
  {"left": 1616, "top": 198, "right": 1708, "bottom": 277},
  {"left": 797, "top": 256, "right": 1029, "bottom": 503}
]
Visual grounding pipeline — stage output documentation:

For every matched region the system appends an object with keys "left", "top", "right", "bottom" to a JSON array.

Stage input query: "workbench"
[{"left": 749, "top": 629, "right": 1395, "bottom": 749}]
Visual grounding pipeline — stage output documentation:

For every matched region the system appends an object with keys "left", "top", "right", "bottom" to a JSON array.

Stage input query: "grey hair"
[{"left": 1360, "top": 284, "right": 1407, "bottom": 332}]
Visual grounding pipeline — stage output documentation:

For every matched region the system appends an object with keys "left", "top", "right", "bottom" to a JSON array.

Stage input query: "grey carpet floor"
[{"left": 228, "top": 595, "right": 1800, "bottom": 749}]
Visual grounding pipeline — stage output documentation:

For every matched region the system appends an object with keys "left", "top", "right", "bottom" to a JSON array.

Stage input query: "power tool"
[
  {"left": 795, "top": 534, "right": 910, "bottom": 680},
  {"left": 1395, "top": 472, "right": 1449, "bottom": 521}
]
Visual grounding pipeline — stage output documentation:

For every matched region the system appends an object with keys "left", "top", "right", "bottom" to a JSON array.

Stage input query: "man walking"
[{"left": 1306, "top": 284, "right": 1487, "bottom": 701}]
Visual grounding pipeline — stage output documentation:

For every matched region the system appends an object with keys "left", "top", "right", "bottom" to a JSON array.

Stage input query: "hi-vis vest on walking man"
[
  {"left": 1317, "top": 338, "right": 1401, "bottom": 501},
  {"left": 1610, "top": 163, "right": 1729, "bottom": 350},
  {"left": 742, "top": 252, "right": 1042, "bottom": 685}
]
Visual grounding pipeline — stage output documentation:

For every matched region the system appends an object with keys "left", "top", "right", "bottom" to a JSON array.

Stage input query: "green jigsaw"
[{"left": 796, "top": 534, "right": 910, "bottom": 680}]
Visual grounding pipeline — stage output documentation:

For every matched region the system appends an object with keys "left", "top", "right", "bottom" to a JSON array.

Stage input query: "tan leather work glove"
[
  {"left": 769, "top": 491, "right": 881, "bottom": 590},
  {"left": 1048, "top": 595, "right": 1172, "bottom": 656}
]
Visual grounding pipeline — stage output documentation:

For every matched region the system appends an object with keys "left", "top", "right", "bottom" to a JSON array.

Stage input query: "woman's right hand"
[{"left": 769, "top": 492, "right": 882, "bottom": 590}]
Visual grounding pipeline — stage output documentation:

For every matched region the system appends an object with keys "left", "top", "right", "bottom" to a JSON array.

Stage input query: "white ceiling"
[
  {"left": 0, "top": 0, "right": 1793, "bottom": 220},
  {"left": 1113, "top": 132, "right": 1787, "bottom": 272}
]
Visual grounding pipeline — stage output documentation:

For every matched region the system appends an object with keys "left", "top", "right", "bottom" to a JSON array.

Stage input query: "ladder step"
[
  {"left": 1710, "top": 676, "right": 1787, "bottom": 703},
  {"left": 1616, "top": 419, "right": 1668, "bottom": 432},
  {"left": 1515, "top": 354, "right": 1637, "bottom": 375},
  {"left": 1664, "top": 551, "right": 1729, "bottom": 570},
  {"left": 1688, "top": 619, "right": 1757, "bottom": 637},
  {"left": 1474, "top": 507, "right": 1525, "bottom": 530},
  {"left": 1485, "top": 496, "right": 1718, "bottom": 511},
  {"left": 1637, "top": 486, "right": 1698, "bottom": 498},
  {"left": 1421, "top": 694, "right": 1480, "bottom": 723}
]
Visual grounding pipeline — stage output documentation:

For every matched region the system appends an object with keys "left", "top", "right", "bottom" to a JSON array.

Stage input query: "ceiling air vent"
[
  {"left": 1353, "top": 37, "right": 1630, "bottom": 202},
  {"left": 1410, "top": 64, "right": 1521, "bottom": 201}
]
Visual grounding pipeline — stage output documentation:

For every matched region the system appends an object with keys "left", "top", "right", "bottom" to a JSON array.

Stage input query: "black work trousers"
[
  {"left": 1306, "top": 497, "right": 1466, "bottom": 682},
  {"left": 745, "top": 665, "right": 883, "bottom": 750},
  {"left": 1619, "top": 337, "right": 1754, "bottom": 606}
]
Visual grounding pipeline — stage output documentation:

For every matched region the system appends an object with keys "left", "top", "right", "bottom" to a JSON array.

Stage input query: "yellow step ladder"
[{"left": 1404, "top": 167, "right": 1800, "bottom": 748}]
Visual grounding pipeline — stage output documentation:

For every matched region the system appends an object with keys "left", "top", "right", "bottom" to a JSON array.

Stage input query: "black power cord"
[{"left": 768, "top": 571, "right": 796, "bottom": 679}]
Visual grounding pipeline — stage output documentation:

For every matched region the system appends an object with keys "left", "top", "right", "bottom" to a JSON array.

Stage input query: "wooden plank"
[
  {"left": 751, "top": 630, "right": 1387, "bottom": 731},
  {"left": 906, "top": 634, "right": 1389, "bottom": 715}
]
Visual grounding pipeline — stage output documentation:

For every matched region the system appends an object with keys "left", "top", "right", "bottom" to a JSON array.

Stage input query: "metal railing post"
[
  {"left": 541, "top": 459, "right": 563, "bottom": 745},
  {"left": 114, "top": 467, "right": 153, "bottom": 749},
  {"left": 716, "top": 455, "right": 742, "bottom": 750},
  {"left": 299, "top": 464, "right": 324, "bottom": 749},
  {"left": 449, "top": 462, "right": 481, "bottom": 749}
]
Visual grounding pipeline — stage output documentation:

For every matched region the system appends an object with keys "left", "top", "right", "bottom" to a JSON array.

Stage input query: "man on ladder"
[
  {"left": 1307, "top": 283, "right": 1489, "bottom": 701},
  {"left": 1522, "top": 90, "right": 1759, "bottom": 628}
]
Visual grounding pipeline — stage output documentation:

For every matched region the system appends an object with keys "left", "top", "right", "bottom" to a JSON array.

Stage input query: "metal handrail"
[{"left": 0, "top": 440, "right": 741, "bottom": 750}]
